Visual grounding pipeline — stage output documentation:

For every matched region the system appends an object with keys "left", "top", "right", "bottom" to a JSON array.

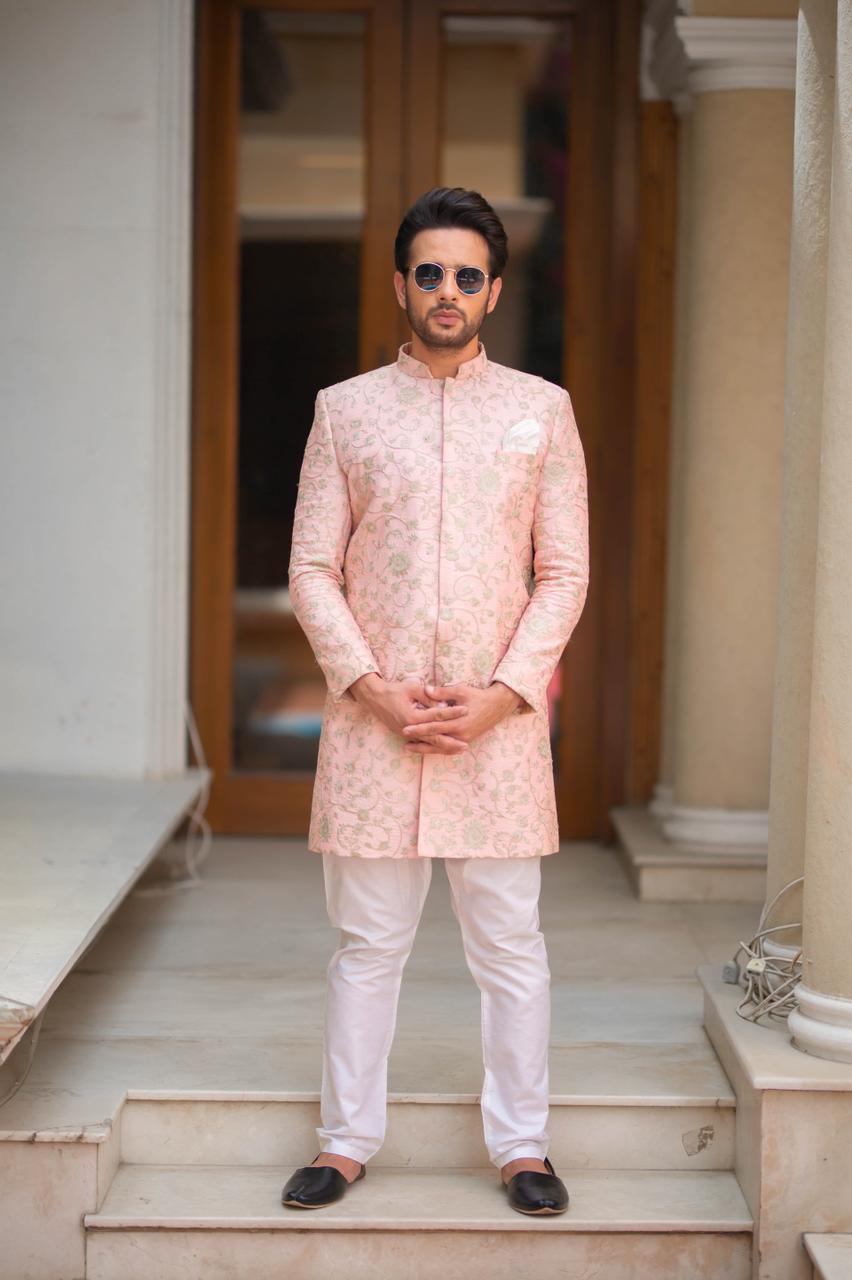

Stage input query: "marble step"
[
  {"left": 85, "top": 1162, "right": 754, "bottom": 1280},
  {"left": 804, "top": 1233, "right": 852, "bottom": 1280},
  {"left": 119, "top": 1092, "right": 736, "bottom": 1171},
  {"left": 0, "top": 769, "right": 210, "bottom": 1062}
]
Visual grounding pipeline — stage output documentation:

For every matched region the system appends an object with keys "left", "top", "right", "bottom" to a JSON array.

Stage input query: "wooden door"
[{"left": 191, "top": 0, "right": 638, "bottom": 839}]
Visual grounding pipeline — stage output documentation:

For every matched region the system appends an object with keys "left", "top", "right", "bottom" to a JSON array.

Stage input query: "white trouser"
[{"left": 317, "top": 852, "right": 551, "bottom": 1169}]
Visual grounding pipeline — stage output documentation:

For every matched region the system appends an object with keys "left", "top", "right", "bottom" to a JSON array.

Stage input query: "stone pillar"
[
  {"left": 654, "top": 16, "right": 798, "bottom": 857},
  {"left": 787, "top": 0, "right": 852, "bottom": 1063},
  {"left": 763, "top": 0, "right": 836, "bottom": 965}
]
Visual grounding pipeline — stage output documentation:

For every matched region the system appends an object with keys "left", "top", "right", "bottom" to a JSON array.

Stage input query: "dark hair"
[{"left": 394, "top": 186, "right": 509, "bottom": 280}]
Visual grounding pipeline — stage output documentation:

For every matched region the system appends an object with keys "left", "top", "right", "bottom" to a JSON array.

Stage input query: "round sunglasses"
[{"left": 405, "top": 261, "right": 490, "bottom": 295}]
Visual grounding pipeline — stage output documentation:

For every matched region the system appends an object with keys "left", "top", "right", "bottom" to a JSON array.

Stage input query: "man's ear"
[
  {"left": 486, "top": 275, "right": 503, "bottom": 313},
  {"left": 393, "top": 270, "right": 407, "bottom": 309}
]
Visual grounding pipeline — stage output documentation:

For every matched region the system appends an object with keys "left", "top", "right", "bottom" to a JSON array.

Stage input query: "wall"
[{"left": 0, "top": 0, "right": 193, "bottom": 776}]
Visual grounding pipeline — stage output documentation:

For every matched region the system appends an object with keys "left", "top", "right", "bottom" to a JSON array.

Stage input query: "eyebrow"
[{"left": 414, "top": 259, "right": 486, "bottom": 269}]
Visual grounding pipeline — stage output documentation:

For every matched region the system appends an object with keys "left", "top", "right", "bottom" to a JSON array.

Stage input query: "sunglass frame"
[{"left": 406, "top": 262, "right": 491, "bottom": 295}]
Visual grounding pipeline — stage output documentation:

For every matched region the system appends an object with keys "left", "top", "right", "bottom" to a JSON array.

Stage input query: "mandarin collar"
[{"left": 396, "top": 340, "right": 488, "bottom": 381}]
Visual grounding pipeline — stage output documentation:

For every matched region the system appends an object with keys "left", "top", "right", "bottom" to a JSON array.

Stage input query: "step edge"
[
  {"left": 122, "top": 1090, "right": 736, "bottom": 1107},
  {"left": 84, "top": 1216, "right": 755, "bottom": 1234}
]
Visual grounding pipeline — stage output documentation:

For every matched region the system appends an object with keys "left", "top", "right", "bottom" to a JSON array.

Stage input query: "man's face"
[{"left": 393, "top": 227, "right": 502, "bottom": 351}]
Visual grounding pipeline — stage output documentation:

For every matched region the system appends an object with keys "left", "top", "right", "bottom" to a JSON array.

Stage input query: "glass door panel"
[{"left": 233, "top": 10, "right": 366, "bottom": 773}]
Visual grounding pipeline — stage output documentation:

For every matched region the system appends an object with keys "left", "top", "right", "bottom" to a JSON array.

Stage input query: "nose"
[{"left": 437, "top": 271, "right": 461, "bottom": 305}]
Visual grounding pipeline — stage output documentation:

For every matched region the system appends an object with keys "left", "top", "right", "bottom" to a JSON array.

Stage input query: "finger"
[
  {"left": 403, "top": 709, "right": 467, "bottom": 733},
  {"left": 415, "top": 694, "right": 456, "bottom": 708},
  {"left": 404, "top": 734, "right": 468, "bottom": 754},
  {"left": 403, "top": 724, "right": 466, "bottom": 742},
  {"left": 423, "top": 684, "right": 465, "bottom": 703}
]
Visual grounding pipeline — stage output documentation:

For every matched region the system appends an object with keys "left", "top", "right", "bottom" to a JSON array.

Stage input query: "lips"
[{"left": 434, "top": 311, "right": 461, "bottom": 322}]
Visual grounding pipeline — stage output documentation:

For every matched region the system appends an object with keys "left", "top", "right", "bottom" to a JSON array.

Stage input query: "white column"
[
  {"left": 788, "top": 0, "right": 852, "bottom": 1063},
  {"left": 764, "top": 0, "right": 836, "bottom": 964},
  {"left": 649, "top": 15, "right": 798, "bottom": 856}
]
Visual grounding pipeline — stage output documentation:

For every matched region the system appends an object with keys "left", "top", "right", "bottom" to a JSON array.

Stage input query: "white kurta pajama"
[{"left": 288, "top": 341, "right": 590, "bottom": 1168}]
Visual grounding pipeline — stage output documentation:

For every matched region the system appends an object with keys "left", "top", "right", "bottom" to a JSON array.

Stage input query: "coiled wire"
[{"left": 724, "top": 875, "right": 804, "bottom": 1024}]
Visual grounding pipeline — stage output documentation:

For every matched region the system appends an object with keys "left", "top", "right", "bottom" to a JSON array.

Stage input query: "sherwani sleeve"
[
  {"left": 490, "top": 388, "right": 590, "bottom": 715},
  {"left": 288, "top": 388, "right": 381, "bottom": 703}
]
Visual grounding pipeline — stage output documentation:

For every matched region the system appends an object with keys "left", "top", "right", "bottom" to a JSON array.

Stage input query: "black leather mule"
[
  {"left": 281, "top": 1156, "right": 366, "bottom": 1208},
  {"left": 503, "top": 1155, "right": 569, "bottom": 1215}
]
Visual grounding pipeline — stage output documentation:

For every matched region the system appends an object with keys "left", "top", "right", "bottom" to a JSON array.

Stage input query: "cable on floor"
[{"left": 721, "top": 875, "right": 804, "bottom": 1025}]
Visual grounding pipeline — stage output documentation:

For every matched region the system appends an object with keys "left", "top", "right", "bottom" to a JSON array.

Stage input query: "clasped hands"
[{"left": 348, "top": 674, "right": 523, "bottom": 754}]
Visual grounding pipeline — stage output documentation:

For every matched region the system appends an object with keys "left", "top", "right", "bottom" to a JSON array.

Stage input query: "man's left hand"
[{"left": 401, "top": 681, "right": 523, "bottom": 753}]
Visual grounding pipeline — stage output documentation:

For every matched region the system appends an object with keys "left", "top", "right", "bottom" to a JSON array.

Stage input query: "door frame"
[
  {"left": 190, "top": 0, "right": 646, "bottom": 839},
  {"left": 191, "top": 0, "right": 405, "bottom": 832}
]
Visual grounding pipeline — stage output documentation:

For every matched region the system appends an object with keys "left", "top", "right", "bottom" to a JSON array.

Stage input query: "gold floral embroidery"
[{"left": 288, "top": 344, "right": 589, "bottom": 858}]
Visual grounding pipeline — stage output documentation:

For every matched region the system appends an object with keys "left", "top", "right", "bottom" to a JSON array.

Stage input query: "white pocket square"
[{"left": 502, "top": 418, "right": 541, "bottom": 454}]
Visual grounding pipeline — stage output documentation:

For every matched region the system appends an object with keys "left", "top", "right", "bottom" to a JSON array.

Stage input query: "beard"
[{"left": 405, "top": 290, "right": 488, "bottom": 351}]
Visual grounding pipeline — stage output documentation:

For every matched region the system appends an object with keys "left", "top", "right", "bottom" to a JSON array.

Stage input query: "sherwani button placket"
[{"left": 420, "top": 374, "right": 448, "bottom": 858}]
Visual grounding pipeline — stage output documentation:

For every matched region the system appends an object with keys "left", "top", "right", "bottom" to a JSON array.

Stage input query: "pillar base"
[
  {"left": 660, "top": 805, "right": 768, "bottom": 851},
  {"left": 789, "top": 984, "right": 852, "bottom": 1065},
  {"left": 611, "top": 804, "right": 766, "bottom": 902},
  {"left": 650, "top": 785, "right": 769, "bottom": 851}
]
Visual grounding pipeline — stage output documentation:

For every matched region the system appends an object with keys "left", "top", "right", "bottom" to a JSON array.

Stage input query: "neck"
[{"left": 407, "top": 332, "right": 480, "bottom": 379}]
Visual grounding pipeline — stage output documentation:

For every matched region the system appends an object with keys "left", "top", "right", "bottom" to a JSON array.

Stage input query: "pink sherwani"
[{"left": 288, "top": 340, "right": 589, "bottom": 858}]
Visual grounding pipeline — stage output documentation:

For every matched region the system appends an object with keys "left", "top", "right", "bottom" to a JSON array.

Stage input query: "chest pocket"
[{"left": 497, "top": 446, "right": 541, "bottom": 501}]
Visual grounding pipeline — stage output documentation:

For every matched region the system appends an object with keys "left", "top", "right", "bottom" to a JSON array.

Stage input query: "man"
[{"left": 282, "top": 187, "right": 589, "bottom": 1215}]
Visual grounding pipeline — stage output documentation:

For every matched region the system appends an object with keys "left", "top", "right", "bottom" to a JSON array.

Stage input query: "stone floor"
[{"left": 0, "top": 837, "right": 763, "bottom": 1139}]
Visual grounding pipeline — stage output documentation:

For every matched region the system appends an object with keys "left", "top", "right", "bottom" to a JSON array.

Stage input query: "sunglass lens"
[
  {"left": 413, "top": 263, "right": 443, "bottom": 290},
  {"left": 456, "top": 267, "right": 486, "bottom": 294}
]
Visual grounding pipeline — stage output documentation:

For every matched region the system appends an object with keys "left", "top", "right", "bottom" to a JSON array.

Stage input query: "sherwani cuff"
[
  {"left": 488, "top": 669, "right": 542, "bottom": 715},
  {"left": 331, "top": 661, "right": 381, "bottom": 704}
]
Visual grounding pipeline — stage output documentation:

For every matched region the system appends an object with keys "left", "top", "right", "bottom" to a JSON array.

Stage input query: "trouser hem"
[
  {"left": 318, "top": 1141, "right": 374, "bottom": 1163},
  {"left": 494, "top": 1143, "right": 550, "bottom": 1169}
]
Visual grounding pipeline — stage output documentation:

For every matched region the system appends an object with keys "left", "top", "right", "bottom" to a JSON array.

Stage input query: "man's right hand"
[{"left": 348, "top": 674, "right": 469, "bottom": 754}]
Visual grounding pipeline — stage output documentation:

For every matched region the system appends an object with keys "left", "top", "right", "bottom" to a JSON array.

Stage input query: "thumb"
[{"left": 425, "top": 683, "right": 458, "bottom": 701}]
